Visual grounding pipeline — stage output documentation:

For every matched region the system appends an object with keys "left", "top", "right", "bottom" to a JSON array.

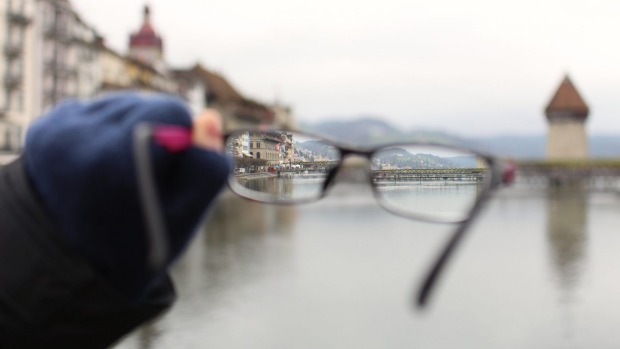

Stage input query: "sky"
[{"left": 72, "top": 0, "right": 620, "bottom": 137}]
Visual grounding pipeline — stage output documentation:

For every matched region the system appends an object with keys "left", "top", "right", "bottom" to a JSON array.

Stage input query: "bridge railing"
[
  {"left": 515, "top": 159, "right": 620, "bottom": 186},
  {"left": 371, "top": 168, "right": 488, "bottom": 182}
]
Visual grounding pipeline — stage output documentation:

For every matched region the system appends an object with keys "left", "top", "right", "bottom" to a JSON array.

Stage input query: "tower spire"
[
  {"left": 128, "top": 3, "right": 163, "bottom": 65},
  {"left": 144, "top": 5, "right": 151, "bottom": 24}
]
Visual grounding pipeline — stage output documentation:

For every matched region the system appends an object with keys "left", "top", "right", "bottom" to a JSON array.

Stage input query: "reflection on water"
[
  {"left": 546, "top": 184, "right": 588, "bottom": 301},
  {"left": 126, "top": 192, "right": 299, "bottom": 349},
  {"left": 172, "top": 191, "right": 298, "bottom": 303},
  {"left": 239, "top": 175, "right": 487, "bottom": 222},
  {"left": 240, "top": 174, "right": 325, "bottom": 201},
  {"left": 375, "top": 181, "right": 485, "bottom": 221},
  {"left": 205, "top": 190, "right": 297, "bottom": 242},
  {"left": 115, "top": 183, "right": 620, "bottom": 349}
]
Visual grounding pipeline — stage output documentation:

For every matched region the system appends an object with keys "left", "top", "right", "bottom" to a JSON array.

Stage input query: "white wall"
[{"left": 547, "top": 120, "right": 588, "bottom": 159}]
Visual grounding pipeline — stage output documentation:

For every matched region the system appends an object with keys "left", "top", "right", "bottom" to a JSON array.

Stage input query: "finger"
[{"left": 192, "top": 109, "right": 224, "bottom": 152}]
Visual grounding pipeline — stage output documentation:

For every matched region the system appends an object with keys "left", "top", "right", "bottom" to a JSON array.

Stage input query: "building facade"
[
  {"left": 0, "top": 0, "right": 35, "bottom": 150},
  {"left": 34, "top": 0, "right": 101, "bottom": 114},
  {"left": 249, "top": 131, "right": 293, "bottom": 165}
]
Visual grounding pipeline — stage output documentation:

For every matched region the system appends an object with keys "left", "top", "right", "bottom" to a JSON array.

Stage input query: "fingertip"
[{"left": 192, "top": 109, "right": 224, "bottom": 152}]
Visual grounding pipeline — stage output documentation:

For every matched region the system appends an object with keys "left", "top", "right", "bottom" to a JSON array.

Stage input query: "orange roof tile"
[{"left": 545, "top": 75, "right": 589, "bottom": 115}]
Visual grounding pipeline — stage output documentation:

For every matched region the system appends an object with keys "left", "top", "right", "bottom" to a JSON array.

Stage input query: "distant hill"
[
  {"left": 467, "top": 135, "right": 547, "bottom": 158},
  {"left": 299, "top": 118, "right": 468, "bottom": 147},
  {"left": 299, "top": 117, "right": 404, "bottom": 144},
  {"left": 299, "top": 117, "right": 620, "bottom": 159}
]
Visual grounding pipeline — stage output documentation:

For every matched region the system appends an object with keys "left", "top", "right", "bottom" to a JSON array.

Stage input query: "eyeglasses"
[
  {"left": 134, "top": 124, "right": 513, "bottom": 309},
  {"left": 224, "top": 128, "right": 512, "bottom": 307},
  {"left": 224, "top": 129, "right": 503, "bottom": 223}
]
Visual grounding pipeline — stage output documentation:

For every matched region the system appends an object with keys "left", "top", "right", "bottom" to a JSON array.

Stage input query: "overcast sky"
[{"left": 72, "top": 0, "right": 620, "bottom": 136}]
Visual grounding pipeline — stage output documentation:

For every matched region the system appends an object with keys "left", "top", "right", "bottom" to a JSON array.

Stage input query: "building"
[
  {"left": 34, "top": 0, "right": 101, "bottom": 114},
  {"left": 0, "top": 0, "right": 35, "bottom": 151},
  {"left": 226, "top": 131, "right": 251, "bottom": 159},
  {"left": 0, "top": 2, "right": 289, "bottom": 154},
  {"left": 171, "top": 66, "right": 208, "bottom": 115},
  {"left": 249, "top": 131, "right": 293, "bottom": 165},
  {"left": 545, "top": 75, "right": 589, "bottom": 159},
  {"left": 99, "top": 5, "right": 177, "bottom": 96},
  {"left": 99, "top": 44, "right": 132, "bottom": 92},
  {"left": 174, "top": 63, "right": 275, "bottom": 130},
  {"left": 128, "top": 5, "right": 163, "bottom": 69}
]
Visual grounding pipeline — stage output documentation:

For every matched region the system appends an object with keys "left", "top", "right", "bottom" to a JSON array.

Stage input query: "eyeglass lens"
[{"left": 225, "top": 130, "right": 492, "bottom": 222}]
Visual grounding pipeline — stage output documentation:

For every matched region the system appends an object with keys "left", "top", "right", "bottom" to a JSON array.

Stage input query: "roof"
[
  {"left": 192, "top": 64, "right": 245, "bottom": 105},
  {"left": 545, "top": 75, "right": 589, "bottom": 115},
  {"left": 175, "top": 63, "right": 273, "bottom": 122},
  {"left": 129, "top": 5, "right": 163, "bottom": 49}
]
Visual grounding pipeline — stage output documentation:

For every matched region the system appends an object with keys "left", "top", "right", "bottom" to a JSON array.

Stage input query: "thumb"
[{"left": 192, "top": 109, "right": 224, "bottom": 152}]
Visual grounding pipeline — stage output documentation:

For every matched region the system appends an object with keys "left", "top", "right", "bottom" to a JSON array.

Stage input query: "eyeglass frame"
[
  {"left": 224, "top": 128, "right": 505, "bottom": 224},
  {"left": 224, "top": 127, "right": 513, "bottom": 306},
  {"left": 134, "top": 123, "right": 514, "bottom": 309}
]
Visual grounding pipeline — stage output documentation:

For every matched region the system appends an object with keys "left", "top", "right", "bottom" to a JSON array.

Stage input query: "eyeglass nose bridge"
[{"left": 321, "top": 148, "right": 375, "bottom": 193}]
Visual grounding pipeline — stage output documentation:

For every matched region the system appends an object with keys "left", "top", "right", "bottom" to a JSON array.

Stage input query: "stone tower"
[
  {"left": 545, "top": 76, "right": 589, "bottom": 159},
  {"left": 128, "top": 5, "right": 164, "bottom": 66}
]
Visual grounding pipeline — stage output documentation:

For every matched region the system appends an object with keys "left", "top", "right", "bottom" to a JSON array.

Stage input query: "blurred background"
[
  {"left": 2, "top": 1, "right": 620, "bottom": 348},
  {"left": 3, "top": 0, "right": 620, "bottom": 153}
]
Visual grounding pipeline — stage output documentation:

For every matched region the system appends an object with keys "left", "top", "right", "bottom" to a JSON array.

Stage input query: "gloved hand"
[{"left": 23, "top": 92, "right": 231, "bottom": 300}]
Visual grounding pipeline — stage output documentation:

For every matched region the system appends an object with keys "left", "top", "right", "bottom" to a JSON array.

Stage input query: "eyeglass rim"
[
  {"left": 225, "top": 127, "right": 497, "bottom": 158},
  {"left": 223, "top": 127, "right": 501, "bottom": 223}
]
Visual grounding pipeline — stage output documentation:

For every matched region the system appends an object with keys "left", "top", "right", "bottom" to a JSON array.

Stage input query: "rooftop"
[
  {"left": 129, "top": 5, "right": 162, "bottom": 49},
  {"left": 545, "top": 75, "right": 589, "bottom": 116}
]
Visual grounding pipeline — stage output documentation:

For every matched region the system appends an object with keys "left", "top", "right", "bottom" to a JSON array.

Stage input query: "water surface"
[{"left": 115, "top": 181, "right": 620, "bottom": 349}]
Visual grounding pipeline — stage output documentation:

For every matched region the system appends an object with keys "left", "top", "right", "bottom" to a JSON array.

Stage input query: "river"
[{"left": 114, "top": 179, "right": 620, "bottom": 349}]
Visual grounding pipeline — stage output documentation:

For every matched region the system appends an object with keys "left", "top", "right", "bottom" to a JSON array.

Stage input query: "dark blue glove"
[{"left": 23, "top": 92, "right": 231, "bottom": 300}]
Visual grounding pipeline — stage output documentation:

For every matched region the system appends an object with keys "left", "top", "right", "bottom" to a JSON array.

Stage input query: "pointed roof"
[
  {"left": 545, "top": 75, "right": 589, "bottom": 115},
  {"left": 129, "top": 5, "right": 162, "bottom": 49}
]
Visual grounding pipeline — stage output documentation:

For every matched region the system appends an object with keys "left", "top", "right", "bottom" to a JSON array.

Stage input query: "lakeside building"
[
  {"left": 0, "top": 2, "right": 292, "bottom": 153},
  {"left": 247, "top": 131, "right": 294, "bottom": 165}
]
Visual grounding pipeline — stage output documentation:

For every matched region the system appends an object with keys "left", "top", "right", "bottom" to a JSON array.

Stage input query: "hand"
[{"left": 24, "top": 92, "right": 231, "bottom": 300}]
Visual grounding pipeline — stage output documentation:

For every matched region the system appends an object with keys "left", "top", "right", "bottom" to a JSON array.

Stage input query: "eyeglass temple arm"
[
  {"left": 133, "top": 123, "right": 193, "bottom": 271},
  {"left": 416, "top": 159, "right": 516, "bottom": 308}
]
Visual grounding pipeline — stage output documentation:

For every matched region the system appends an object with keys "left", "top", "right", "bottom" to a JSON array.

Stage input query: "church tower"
[
  {"left": 128, "top": 5, "right": 164, "bottom": 66},
  {"left": 545, "top": 76, "right": 589, "bottom": 159}
]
